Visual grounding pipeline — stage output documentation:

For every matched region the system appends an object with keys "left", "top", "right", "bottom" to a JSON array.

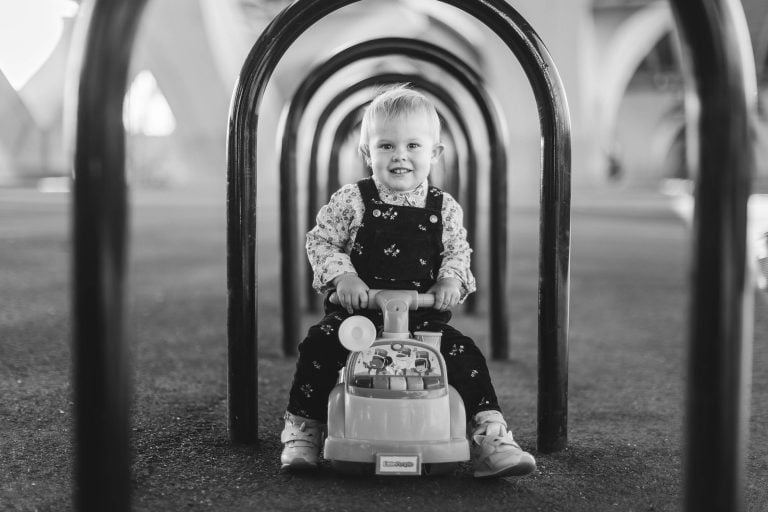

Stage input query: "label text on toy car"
[{"left": 376, "top": 454, "right": 421, "bottom": 475}]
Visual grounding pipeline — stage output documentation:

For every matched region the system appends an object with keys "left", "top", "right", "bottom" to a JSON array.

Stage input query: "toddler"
[{"left": 281, "top": 84, "right": 535, "bottom": 478}]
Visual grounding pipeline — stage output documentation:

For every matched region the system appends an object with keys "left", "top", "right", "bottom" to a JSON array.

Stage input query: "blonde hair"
[{"left": 358, "top": 84, "right": 441, "bottom": 156}]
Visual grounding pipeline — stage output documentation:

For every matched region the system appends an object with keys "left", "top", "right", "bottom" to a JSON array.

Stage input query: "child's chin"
[
  {"left": 388, "top": 182, "right": 414, "bottom": 192},
  {"left": 386, "top": 175, "right": 413, "bottom": 184}
]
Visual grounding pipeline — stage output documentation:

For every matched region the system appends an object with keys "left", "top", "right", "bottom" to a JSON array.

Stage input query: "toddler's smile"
[{"left": 363, "top": 112, "right": 444, "bottom": 192}]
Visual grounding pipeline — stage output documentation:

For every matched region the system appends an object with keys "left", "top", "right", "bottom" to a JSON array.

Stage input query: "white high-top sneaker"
[
  {"left": 280, "top": 411, "right": 326, "bottom": 470},
  {"left": 470, "top": 410, "right": 536, "bottom": 478}
]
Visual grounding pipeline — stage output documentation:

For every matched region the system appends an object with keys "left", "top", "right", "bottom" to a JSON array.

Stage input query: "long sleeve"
[
  {"left": 306, "top": 181, "right": 476, "bottom": 300},
  {"left": 305, "top": 184, "right": 364, "bottom": 293},
  {"left": 438, "top": 192, "right": 477, "bottom": 302}
]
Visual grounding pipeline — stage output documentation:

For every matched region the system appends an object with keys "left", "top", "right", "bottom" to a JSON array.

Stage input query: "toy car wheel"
[
  {"left": 330, "top": 460, "right": 375, "bottom": 476},
  {"left": 423, "top": 462, "right": 458, "bottom": 476}
]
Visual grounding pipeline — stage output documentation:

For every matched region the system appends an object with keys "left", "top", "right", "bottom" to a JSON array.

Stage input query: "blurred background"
[
  {"left": 3, "top": 0, "right": 768, "bottom": 300},
  {"left": 2, "top": 0, "right": 767, "bottom": 191}
]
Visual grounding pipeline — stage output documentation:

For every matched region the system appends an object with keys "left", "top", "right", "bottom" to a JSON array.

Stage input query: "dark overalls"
[{"left": 287, "top": 177, "right": 500, "bottom": 422}]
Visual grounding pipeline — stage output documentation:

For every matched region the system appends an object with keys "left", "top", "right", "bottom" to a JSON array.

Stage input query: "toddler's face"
[{"left": 364, "top": 112, "right": 443, "bottom": 192}]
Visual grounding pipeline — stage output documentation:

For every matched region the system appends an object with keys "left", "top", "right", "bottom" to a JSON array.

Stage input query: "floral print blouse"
[{"left": 306, "top": 176, "right": 477, "bottom": 302}]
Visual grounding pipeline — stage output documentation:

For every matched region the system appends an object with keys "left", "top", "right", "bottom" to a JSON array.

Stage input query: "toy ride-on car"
[{"left": 324, "top": 289, "right": 470, "bottom": 476}]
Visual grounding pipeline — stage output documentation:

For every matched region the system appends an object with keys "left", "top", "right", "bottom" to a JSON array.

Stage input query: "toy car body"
[{"left": 323, "top": 290, "right": 470, "bottom": 475}]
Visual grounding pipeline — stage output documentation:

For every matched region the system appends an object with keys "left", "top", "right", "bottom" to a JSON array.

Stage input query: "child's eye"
[
  {"left": 378, "top": 143, "right": 393, "bottom": 151},
  {"left": 408, "top": 143, "right": 422, "bottom": 150}
]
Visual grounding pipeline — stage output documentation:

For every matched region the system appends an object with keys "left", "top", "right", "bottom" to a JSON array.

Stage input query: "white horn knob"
[{"left": 338, "top": 316, "right": 377, "bottom": 351}]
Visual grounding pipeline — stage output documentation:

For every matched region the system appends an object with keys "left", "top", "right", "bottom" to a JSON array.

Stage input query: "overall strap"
[
  {"left": 425, "top": 185, "right": 444, "bottom": 212},
  {"left": 356, "top": 177, "right": 381, "bottom": 204}
]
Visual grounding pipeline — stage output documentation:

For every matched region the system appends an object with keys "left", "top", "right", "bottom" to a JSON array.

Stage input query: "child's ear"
[
  {"left": 431, "top": 143, "right": 445, "bottom": 161},
  {"left": 359, "top": 144, "right": 372, "bottom": 167}
]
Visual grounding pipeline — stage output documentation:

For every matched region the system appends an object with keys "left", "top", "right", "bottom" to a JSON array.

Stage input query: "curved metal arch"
[
  {"left": 668, "top": 1, "right": 757, "bottom": 511},
  {"left": 70, "top": 0, "right": 149, "bottom": 509},
  {"left": 297, "top": 75, "right": 479, "bottom": 341},
  {"left": 278, "top": 36, "right": 505, "bottom": 352},
  {"left": 325, "top": 107, "right": 365, "bottom": 192},
  {"left": 228, "top": 0, "right": 571, "bottom": 452}
]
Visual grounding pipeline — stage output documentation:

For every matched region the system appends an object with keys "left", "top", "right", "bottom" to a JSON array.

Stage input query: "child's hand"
[
  {"left": 332, "top": 273, "right": 369, "bottom": 313},
  {"left": 428, "top": 278, "right": 461, "bottom": 310}
]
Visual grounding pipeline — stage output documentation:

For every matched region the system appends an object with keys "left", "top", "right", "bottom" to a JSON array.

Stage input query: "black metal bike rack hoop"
[
  {"left": 227, "top": 0, "right": 572, "bottom": 453},
  {"left": 668, "top": 1, "right": 757, "bottom": 511},
  {"left": 70, "top": 0, "right": 148, "bottom": 509},
  {"left": 278, "top": 37, "right": 502, "bottom": 352}
]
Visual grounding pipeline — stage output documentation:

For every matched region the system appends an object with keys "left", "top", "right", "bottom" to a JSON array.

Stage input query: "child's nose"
[{"left": 392, "top": 146, "right": 407, "bottom": 160}]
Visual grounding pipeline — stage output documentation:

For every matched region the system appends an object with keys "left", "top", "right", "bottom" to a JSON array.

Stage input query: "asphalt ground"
[{"left": 1, "top": 185, "right": 767, "bottom": 511}]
